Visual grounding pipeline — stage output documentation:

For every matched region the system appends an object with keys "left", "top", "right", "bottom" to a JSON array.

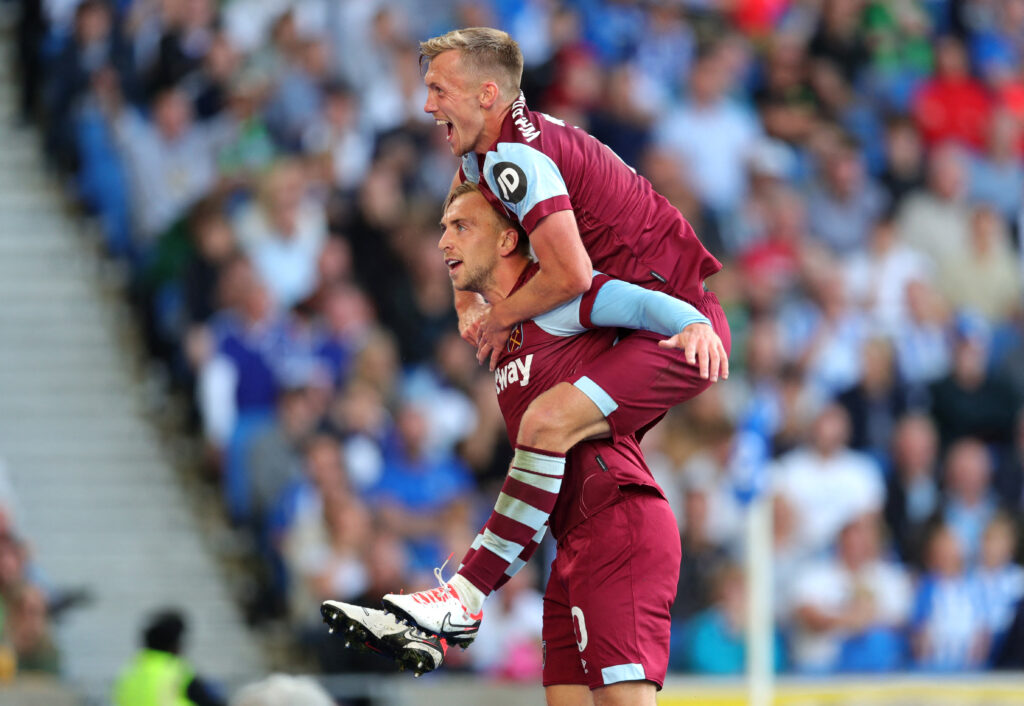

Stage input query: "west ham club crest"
[{"left": 506, "top": 323, "right": 525, "bottom": 353}]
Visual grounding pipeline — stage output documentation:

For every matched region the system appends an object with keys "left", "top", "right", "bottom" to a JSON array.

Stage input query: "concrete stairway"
[{"left": 0, "top": 29, "right": 264, "bottom": 703}]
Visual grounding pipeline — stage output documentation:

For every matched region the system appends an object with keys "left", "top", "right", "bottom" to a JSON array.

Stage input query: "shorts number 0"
[{"left": 571, "top": 606, "right": 588, "bottom": 652}]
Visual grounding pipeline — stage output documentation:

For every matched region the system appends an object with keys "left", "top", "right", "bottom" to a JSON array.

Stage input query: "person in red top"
[
  {"left": 912, "top": 35, "right": 992, "bottom": 150},
  {"left": 327, "top": 182, "right": 715, "bottom": 704}
]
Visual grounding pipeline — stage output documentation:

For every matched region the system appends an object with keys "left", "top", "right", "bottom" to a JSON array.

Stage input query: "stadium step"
[{"left": 0, "top": 32, "right": 265, "bottom": 700}]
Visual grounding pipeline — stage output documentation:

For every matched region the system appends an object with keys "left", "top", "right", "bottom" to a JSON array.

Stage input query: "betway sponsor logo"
[
  {"left": 511, "top": 94, "right": 540, "bottom": 142},
  {"left": 495, "top": 354, "right": 534, "bottom": 394}
]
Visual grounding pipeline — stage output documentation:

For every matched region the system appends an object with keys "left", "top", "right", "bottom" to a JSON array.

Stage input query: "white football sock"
[{"left": 450, "top": 573, "right": 486, "bottom": 615}]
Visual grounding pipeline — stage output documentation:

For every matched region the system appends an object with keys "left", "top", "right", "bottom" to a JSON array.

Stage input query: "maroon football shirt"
[{"left": 460, "top": 92, "right": 721, "bottom": 305}]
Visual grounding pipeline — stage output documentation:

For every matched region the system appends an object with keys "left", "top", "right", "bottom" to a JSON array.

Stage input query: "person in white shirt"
[
  {"left": 788, "top": 514, "right": 912, "bottom": 673},
  {"left": 655, "top": 47, "right": 761, "bottom": 216},
  {"left": 234, "top": 160, "right": 328, "bottom": 310},
  {"left": 772, "top": 403, "right": 885, "bottom": 558}
]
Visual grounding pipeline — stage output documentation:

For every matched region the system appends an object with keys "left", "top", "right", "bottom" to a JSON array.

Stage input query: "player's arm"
[
  {"left": 587, "top": 278, "right": 729, "bottom": 382},
  {"left": 474, "top": 144, "right": 592, "bottom": 367},
  {"left": 494, "top": 209, "right": 592, "bottom": 324},
  {"left": 535, "top": 275, "right": 728, "bottom": 381},
  {"left": 476, "top": 210, "right": 592, "bottom": 366}
]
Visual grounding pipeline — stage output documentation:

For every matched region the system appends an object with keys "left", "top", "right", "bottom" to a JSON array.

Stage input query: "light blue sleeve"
[
  {"left": 590, "top": 279, "right": 710, "bottom": 336},
  {"left": 482, "top": 142, "right": 569, "bottom": 224},
  {"left": 532, "top": 295, "right": 586, "bottom": 337}
]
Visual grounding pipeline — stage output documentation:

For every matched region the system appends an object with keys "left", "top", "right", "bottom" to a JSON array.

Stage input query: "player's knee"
[{"left": 592, "top": 681, "right": 657, "bottom": 706}]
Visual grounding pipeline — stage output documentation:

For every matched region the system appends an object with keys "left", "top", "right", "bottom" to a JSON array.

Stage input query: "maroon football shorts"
[
  {"left": 571, "top": 290, "right": 731, "bottom": 443},
  {"left": 541, "top": 488, "right": 681, "bottom": 691}
]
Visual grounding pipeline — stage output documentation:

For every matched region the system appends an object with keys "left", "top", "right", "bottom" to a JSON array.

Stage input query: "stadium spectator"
[
  {"left": 808, "top": 0, "right": 870, "bottom": 84},
  {"left": 186, "top": 32, "right": 240, "bottom": 121},
  {"left": 911, "top": 525, "right": 989, "bottom": 671},
  {"left": 301, "top": 82, "right": 373, "bottom": 193},
  {"left": 735, "top": 186, "right": 806, "bottom": 308},
  {"left": 107, "top": 86, "right": 230, "bottom": 248},
  {"left": 245, "top": 384, "right": 323, "bottom": 525},
  {"left": 677, "top": 562, "right": 781, "bottom": 675},
  {"left": 234, "top": 160, "right": 328, "bottom": 311},
  {"left": 780, "top": 260, "right": 869, "bottom": 400},
  {"left": 196, "top": 258, "right": 292, "bottom": 454},
  {"left": 4, "top": 584, "right": 59, "bottom": 675},
  {"left": 182, "top": 201, "right": 241, "bottom": 329},
  {"left": 788, "top": 514, "right": 912, "bottom": 673},
  {"left": 146, "top": 0, "right": 217, "bottom": 96},
  {"left": 911, "top": 35, "right": 992, "bottom": 150},
  {"left": 114, "top": 609, "right": 225, "bottom": 706},
  {"left": 968, "top": 0, "right": 1024, "bottom": 88},
  {"left": 844, "top": 215, "right": 933, "bottom": 337},
  {"left": 937, "top": 206, "right": 1022, "bottom": 324},
  {"left": 929, "top": 316, "right": 1019, "bottom": 447},
  {"left": 676, "top": 420, "right": 743, "bottom": 548},
  {"left": 885, "top": 413, "right": 943, "bottom": 566},
  {"left": 673, "top": 473, "right": 732, "bottom": 623},
  {"left": 807, "top": 57, "right": 885, "bottom": 172},
  {"left": 326, "top": 378, "right": 391, "bottom": 493},
  {"left": 967, "top": 110, "right": 1024, "bottom": 221},
  {"left": 973, "top": 514, "right": 1024, "bottom": 656},
  {"left": 897, "top": 141, "right": 972, "bottom": 266},
  {"left": 754, "top": 33, "right": 818, "bottom": 146},
  {"left": 772, "top": 403, "right": 885, "bottom": 558},
  {"left": 804, "top": 132, "right": 888, "bottom": 256},
  {"left": 861, "top": 0, "right": 933, "bottom": 112},
  {"left": 836, "top": 336, "right": 913, "bottom": 461},
  {"left": 365, "top": 403, "right": 475, "bottom": 573},
  {"left": 280, "top": 442, "right": 370, "bottom": 623},
  {"left": 44, "top": 0, "right": 136, "bottom": 171},
  {"left": 264, "top": 38, "right": 333, "bottom": 150},
  {"left": 940, "top": 438, "right": 1000, "bottom": 566},
  {"left": 655, "top": 44, "right": 762, "bottom": 217},
  {"left": 893, "top": 279, "right": 953, "bottom": 390},
  {"left": 878, "top": 116, "right": 926, "bottom": 208}
]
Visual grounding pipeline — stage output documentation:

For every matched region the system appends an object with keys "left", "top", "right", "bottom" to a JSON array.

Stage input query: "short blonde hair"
[{"left": 420, "top": 27, "right": 523, "bottom": 100}]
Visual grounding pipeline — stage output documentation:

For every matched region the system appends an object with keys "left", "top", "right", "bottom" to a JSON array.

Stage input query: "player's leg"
[
  {"left": 546, "top": 685, "right": 593, "bottom": 706},
  {"left": 519, "top": 290, "right": 730, "bottom": 450},
  {"left": 516, "top": 382, "right": 610, "bottom": 454},
  {"left": 562, "top": 490, "right": 681, "bottom": 699},
  {"left": 544, "top": 547, "right": 592, "bottom": 706},
  {"left": 591, "top": 682, "right": 656, "bottom": 706}
]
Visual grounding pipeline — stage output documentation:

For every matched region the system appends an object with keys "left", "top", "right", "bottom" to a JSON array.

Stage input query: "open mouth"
[
  {"left": 444, "top": 257, "right": 462, "bottom": 275},
  {"left": 436, "top": 119, "right": 453, "bottom": 142}
]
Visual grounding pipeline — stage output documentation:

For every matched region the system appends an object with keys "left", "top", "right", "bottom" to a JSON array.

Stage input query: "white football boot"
[
  {"left": 381, "top": 567, "right": 483, "bottom": 649},
  {"left": 320, "top": 601, "right": 446, "bottom": 676}
]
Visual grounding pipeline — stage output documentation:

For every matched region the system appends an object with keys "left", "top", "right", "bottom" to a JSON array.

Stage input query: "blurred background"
[{"left": 2, "top": 0, "right": 1024, "bottom": 704}]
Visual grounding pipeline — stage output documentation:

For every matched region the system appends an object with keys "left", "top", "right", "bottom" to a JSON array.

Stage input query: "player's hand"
[
  {"left": 459, "top": 302, "right": 490, "bottom": 346},
  {"left": 658, "top": 322, "right": 729, "bottom": 383},
  {"left": 476, "top": 308, "right": 512, "bottom": 371}
]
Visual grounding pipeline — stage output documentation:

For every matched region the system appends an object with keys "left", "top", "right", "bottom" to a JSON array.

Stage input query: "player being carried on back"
[
  {"left": 326, "top": 26, "right": 729, "bottom": 706},
  {"left": 324, "top": 182, "right": 719, "bottom": 704}
]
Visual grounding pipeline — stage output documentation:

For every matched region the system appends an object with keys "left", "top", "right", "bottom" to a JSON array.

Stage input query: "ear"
[
  {"left": 498, "top": 227, "right": 519, "bottom": 257},
  {"left": 479, "top": 81, "right": 500, "bottom": 109}
]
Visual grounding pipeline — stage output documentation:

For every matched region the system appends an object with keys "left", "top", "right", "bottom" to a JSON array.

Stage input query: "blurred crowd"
[
  {"left": 13, "top": 0, "right": 1024, "bottom": 680},
  {"left": 0, "top": 461, "right": 63, "bottom": 678}
]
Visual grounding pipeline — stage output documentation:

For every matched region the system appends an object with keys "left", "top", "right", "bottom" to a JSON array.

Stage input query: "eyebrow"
[{"left": 441, "top": 216, "right": 470, "bottom": 230}]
